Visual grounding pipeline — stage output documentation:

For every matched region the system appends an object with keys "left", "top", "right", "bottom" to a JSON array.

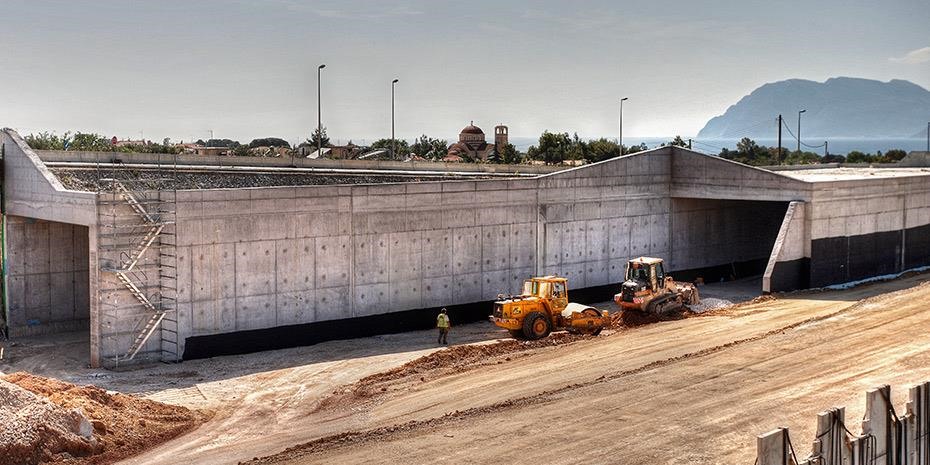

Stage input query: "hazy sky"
[{"left": 2, "top": 0, "right": 928, "bottom": 144}]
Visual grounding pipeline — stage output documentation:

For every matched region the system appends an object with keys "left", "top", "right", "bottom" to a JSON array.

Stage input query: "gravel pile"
[
  {"left": 688, "top": 297, "right": 734, "bottom": 313},
  {"left": 0, "top": 378, "right": 97, "bottom": 465},
  {"left": 52, "top": 168, "right": 485, "bottom": 191}
]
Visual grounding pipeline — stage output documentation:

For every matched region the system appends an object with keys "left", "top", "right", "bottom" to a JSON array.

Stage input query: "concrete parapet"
[{"left": 35, "top": 149, "right": 567, "bottom": 175}]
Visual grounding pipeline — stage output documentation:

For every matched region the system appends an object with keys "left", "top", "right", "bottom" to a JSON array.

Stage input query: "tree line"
[
  {"left": 718, "top": 137, "right": 908, "bottom": 166},
  {"left": 23, "top": 131, "right": 912, "bottom": 166}
]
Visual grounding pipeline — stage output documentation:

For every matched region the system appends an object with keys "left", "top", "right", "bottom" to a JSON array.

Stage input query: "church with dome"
[{"left": 446, "top": 122, "right": 508, "bottom": 161}]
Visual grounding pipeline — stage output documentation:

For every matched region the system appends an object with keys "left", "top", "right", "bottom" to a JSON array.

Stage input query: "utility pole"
[
  {"left": 926, "top": 121, "right": 929, "bottom": 152},
  {"left": 797, "top": 109, "right": 806, "bottom": 153},
  {"left": 619, "top": 97, "right": 628, "bottom": 154},
  {"left": 688, "top": 138, "right": 692, "bottom": 150},
  {"left": 824, "top": 141, "right": 828, "bottom": 159},
  {"left": 317, "top": 64, "right": 326, "bottom": 157},
  {"left": 777, "top": 114, "right": 783, "bottom": 163},
  {"left": 392, "top": 78, "right": 399, "bottom": 159}
]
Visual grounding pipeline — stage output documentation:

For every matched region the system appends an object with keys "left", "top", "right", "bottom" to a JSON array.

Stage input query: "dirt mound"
[
  {"left": 332, "top": 332, "right": 592, "bottom": 400},
  {"left": 0, "top": 379, "right": 97, "bottom": 465},
  {"left": 2, "top": 372, "right": 208, "bottom": 465}
]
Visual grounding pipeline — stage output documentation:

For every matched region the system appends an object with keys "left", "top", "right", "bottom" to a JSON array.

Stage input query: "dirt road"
[{"left": 239, "top": 274, "right": 930, "bottom": 465}]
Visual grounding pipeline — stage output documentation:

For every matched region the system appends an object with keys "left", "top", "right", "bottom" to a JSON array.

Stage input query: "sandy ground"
[
  {"left": 244, "top": 273, "right": 930, "bottom": 465},
  {"left": 3, "top": 275, "right": 928, "bottom": 464}
]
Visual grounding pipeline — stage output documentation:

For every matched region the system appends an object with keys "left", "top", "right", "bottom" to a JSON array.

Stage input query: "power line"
[{"left": 780, "top": 120, "right": 825, "bottom": 149}]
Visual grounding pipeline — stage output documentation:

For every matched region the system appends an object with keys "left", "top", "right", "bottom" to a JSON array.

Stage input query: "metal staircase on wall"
[{"left": 96, "top": 155, "right": 178, "bottom": 366}]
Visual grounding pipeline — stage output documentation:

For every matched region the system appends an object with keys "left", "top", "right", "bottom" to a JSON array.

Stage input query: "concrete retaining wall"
[
  {"left": 807, "top": 176, "right": 930, "bottom": 287},
  {"left": 158, "top": 150, "right": 672, "bottom": 360}
]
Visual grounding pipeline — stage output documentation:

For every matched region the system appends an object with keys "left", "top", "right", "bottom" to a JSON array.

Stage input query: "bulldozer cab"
[{"left": 626, "top": 258, "right": 666, "bottom": 291}]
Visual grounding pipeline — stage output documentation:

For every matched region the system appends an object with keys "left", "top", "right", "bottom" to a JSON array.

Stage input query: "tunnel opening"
[
  {"left": 668, "top": 198, "right": 790, "bottom": 286},
  {"left": 4, "top": 216, "right": 91, "bottom": 355}
]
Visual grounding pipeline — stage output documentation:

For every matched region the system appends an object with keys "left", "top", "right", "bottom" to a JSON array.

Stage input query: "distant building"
[
  {"left": 112, "top": 138, "right": 148, "bottom": 148},
  {"left": 446, "top": 122, "right": 508, "bottom": 161},
  {"left": 194, "top": 147, "right": 230, "bottom": 156}
]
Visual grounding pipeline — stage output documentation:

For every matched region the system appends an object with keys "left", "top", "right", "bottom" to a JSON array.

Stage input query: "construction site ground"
[{"left": 3, "top": 274, "right": 930, "bottom": 464}]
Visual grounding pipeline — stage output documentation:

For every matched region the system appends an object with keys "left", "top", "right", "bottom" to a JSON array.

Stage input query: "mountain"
[{"left": 697, "top": 77, "right": 930, "bottom": 139}]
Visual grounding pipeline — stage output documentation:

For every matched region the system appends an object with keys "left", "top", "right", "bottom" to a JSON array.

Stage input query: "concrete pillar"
[
  {"left": 907, "top": 381, "right": 930, "bottom": 465},
  {"left": 811, "top": 408, "right": 847, "bottom": 465},
  {"left": 862, "top": 385, "right": 892, "bottom": 464},
  {"left": 87, "top": 224, "right": 101, "bottom": 368},
  {"left": 757, "top": 428, "right": 793, "bottom": 465}
]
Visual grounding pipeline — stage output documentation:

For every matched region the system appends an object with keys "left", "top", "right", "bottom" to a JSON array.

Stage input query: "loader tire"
[{"left": 522, "top": 312, "right": 551, "bottom": 340}]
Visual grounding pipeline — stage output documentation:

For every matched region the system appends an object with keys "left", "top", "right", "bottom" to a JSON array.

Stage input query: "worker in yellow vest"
[{"left": 436, "top": 308, "right": 450, "bottom": 345}]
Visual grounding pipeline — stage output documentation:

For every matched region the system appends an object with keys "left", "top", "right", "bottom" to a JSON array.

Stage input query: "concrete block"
[
  {"left": 543, "top": 222, "right": 563, "bottom": 267},
  {"left": 48, "top": 272, "right": 75, "bottom": 321},
  {"left": 608, "top": 258, "right": 628, "bottom": 283},
  {"left": 509, "top": 266, "right": 535, "bottom": 295},
  {"left": 354, "top": 283, "right": 390, "bottom": 317},
  {"left": 315, "top": 287, "right": 351, "bottom": 321},
  {"left": 389, "top": 231, "right": 423, "bottom": 281},
  {"left": 442, "top": 208, "right": 476, "bottom": 228},
  {"left": 405, "top": 209, "right": 443, "bottom": 231},
  {"left": 608, "top": 217, "right": 631, "bottom": 259},
  {"left": 24, "top": 273, "right": 51, "bottom": 322},
  {"left": 235, "top": 294, "right": 276, "bottom": 331},
  {"left": 480, "top": 225, "right": 510, "bottom": 271},
  {"left": 234, "top": 241, "right": 276, "bottom": 297},
  {"left": 421, "top": 232, "right": 453, "bottom": 277},
  {"left": 177, "top": 218, "right": 204, "bottom": 247},
  {"left": 561, "top": 221, "right": 586, "bottom": 264},
  {"left": 422, "top": 276, "right": 453, "bottom": 308},
  {"left": 315, "top": 236, "right": 350, "bottom": 289},
  {"left": 562, "top": 262, "right": 586, "bottom": 288},
  {"left": 453, "top": 227, "right": 481, "bottom": 275},
  {"left": 191, "top": 300, "right": 216, "bottom": 334},
  {"left": 585, "top": 219, "right": 609, "bottom": 262},
  {"left": 389, "top": 279, "right": 422, "bottom": 311},
  {"left": 296, "top": 212, "right": 351, "bottom": 238},
  {"left": 275, "top": 238, "right": 316, "bottom": 293},
  {"left": 481, "top": 269, "right": 511, "bottom": 300},
  {"left": 276, "top": 290, "right": 314, "bottom": 326},
  {"left": 190, "top": 245, "right": 213, "bottom": 302},
  {"left": 509, "top": 223, "right": 536, "bottom": 269},
  {"left": 584, "top": 260, "right": 610, "bottom": 287},
  {"left": 453, "top": 272, "right": 482, "bottom": 303},
  {"left": 354, "top": 233, "right": 390, "bottom": 285}
]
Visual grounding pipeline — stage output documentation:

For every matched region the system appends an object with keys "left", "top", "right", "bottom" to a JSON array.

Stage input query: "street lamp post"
[
  {"left": 392, "top": 78, "right": 399, "bottom": 159},
  {"left": 619, "top": 97, "right": 629, "bottom": 154},
  {"left": 797, "top": 109, "right": 806, "bottom": 153},
  {"left": 317, "top": 64, "right": 326, "bottom": 157}
]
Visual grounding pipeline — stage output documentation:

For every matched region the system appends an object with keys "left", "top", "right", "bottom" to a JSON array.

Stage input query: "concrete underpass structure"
[{"left": 3, "top": 128, "right": 930, "bottom": 367}]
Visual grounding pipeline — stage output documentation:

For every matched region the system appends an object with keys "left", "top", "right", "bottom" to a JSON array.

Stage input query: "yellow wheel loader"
[
  {"left": 614, "top": 257, "right": 700, "bottom": 314},
  {"left": 490, "top": 276, "right": 612, "bottom": 340}
]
